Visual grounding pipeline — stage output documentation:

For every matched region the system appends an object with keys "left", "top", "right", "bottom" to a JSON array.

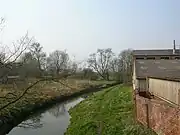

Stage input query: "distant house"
[
  {"left": 132, "top": 40, "right": 180, "bottom": 90},
  {"left": 0, "top": 62, "right": 22, "bottom": 84}
]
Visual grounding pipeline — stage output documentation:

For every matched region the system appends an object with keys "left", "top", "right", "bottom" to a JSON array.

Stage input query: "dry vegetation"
[{"left": 0, "top": 79, "right": 113, "bottom": 116}]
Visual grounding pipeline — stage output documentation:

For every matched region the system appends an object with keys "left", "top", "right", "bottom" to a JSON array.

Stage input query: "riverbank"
[
  {"left": 65, "top": 85, "right": 156, "bottom": 135},
  {"left": 8, "top": 97, "right": 85, "bottom": 135},
  {"left": 0, "top": 79, "right": 114, "bottom": 116},
  {"left": 0, "top": 81, "right": 118, "bottom": 135}
]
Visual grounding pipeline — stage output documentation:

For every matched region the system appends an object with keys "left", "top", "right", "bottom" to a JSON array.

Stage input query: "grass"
[
  {"left": 65, "top": 85, "right": 156, "bottom": 135},
  {"left": 0, "top": 79, "right": 113, "bottom": 116}
]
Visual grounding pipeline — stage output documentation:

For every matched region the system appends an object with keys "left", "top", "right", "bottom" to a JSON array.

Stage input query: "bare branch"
[
  {"left": 0, "top": 33, "right": 34, "bottom": 79},
  {"left": 0, "top": 92, "right": 17, "bottom": 99},
  {"left": 4, "top": 32, "right": 33, "bottom": 63},
  {"left": 0, "top": 75, "right": 74, "bottom": 111},
  {"left": 0, "top": 17, "right": 5, "bottom": 32},
  {"left": 88, "top": 48, "right": 114, "bottom": 80},
  {"left": 47, "top": 50, "right": 69, "bottom": 75}
]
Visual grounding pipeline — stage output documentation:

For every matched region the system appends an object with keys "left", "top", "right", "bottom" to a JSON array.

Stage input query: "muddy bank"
[{"left": 0, "top": 82, "right": 119, "bottom": 135}]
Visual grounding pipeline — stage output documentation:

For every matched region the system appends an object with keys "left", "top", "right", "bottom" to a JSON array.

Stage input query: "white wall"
[
  {"left": 149, "top": 78, "right": 180, "bottom": 105},
  {"left": 132, "top": 60, "right": 137, "bottom": 90}
]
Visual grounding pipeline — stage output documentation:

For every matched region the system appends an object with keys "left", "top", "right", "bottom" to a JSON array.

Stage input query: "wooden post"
[
  {"left": 76, "top": 80, "right": 77, "bottom": 89},
  {"left": 146, "top": 76, "right": 149, "bottom": 91},
  {"left": 178, "top": 89, "right": 180, "bottom": 105},
  {"left": 134, "top": 89, "right": 137, "bottom": 122},
  {"left": 145, "top": 103, "right": 150, "bottom": 128}
]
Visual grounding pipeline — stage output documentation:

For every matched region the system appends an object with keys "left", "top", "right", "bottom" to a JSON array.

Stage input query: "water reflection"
[
  {"left": 8, "top": 97, "right": 84, "bottom": 135},
  {"left": 17, "top": 115, "right": 43, "bottom": 129},
  {"left": 48, "top": 104, "right": 66, "bottom": 118}
]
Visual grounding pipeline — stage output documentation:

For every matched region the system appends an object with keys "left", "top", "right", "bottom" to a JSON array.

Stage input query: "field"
[
  {"left": 0, "top": 79, "right": 114, "bottom": 116},
  {"left": 65, "top": 85, "right": 156, "bottom": 135}
]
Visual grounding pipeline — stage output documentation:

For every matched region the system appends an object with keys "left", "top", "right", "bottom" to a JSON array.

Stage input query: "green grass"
[{"left": 65, "top": 85, "right": 156, "bottom": 135}]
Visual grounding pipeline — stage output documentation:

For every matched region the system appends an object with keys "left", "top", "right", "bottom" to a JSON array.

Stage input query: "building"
[
  {"left": 133, "top": 41, "right": 180, "bottom": 135},
  {"left": 132, "top": 40, "right": 180, "bottom": 90},
  {"left": 133, "top": 40, "right": 180, "bottom": 60},
  {"left": 135, "top": 76, "right": 180, "bottom": 135},
  {"left": 133, "top": 49, "right": 180, "bottom": 60},
  {"left": 0, "top": 62, "right": 22, "bottom": 83},
  {"left": 133, "top": 59, "right": 180, "bottom": 90},
  {"left": 135, "top": 66, "right": 180, "bottom": 135}
]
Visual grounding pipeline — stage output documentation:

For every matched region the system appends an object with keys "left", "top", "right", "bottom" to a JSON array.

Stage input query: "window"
[
  {"left": 138, "top": 61, "right": 144, "bottom": 64},
  {"left": 154, "top": 61, "right": 160, "bottom": 64},
  {"left": 158, "top": 66, "right": 166, "bottom": 70},
  {"left": 147, "top": 57, "right": 155, "bottom": 60},
  {"left": 136, "top": 57, "right": 145, "bottom": 60},
  {"left": 140, "top": 66, "right": 148, "bottom": 70},
  {"left": 160, "top": 57, "right": 169, "bottom": 59},
  {"left": 175, "top": 57, "right": 180, "bottom": 59}
]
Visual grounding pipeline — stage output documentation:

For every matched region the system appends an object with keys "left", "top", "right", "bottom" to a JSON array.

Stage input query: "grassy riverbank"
[
  {"left": 66, "top": 85, "right": 156, "bottom": 135},
  {"left": 0, "top": 79, "right": 114, "bottom": 116}
]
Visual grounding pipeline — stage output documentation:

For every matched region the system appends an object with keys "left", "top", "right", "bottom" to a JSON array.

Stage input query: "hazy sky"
[{"left": 0, "top": 0, "right": 180, "bottom": 60}]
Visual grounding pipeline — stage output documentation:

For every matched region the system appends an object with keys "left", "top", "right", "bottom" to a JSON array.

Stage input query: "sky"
[{"left": 0, "top": 0, "right": 180, "bottom": 60}]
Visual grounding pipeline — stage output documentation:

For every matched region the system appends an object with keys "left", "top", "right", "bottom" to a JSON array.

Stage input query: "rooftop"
[
  {"left": 135, "top": 59, "right": 180, "bottom": 79},
  {"left": 133, "top": 49, "right": 180, "bottom": 56},
  {"left": 148, "top": 76, "right": 180, "bottom": 82}
]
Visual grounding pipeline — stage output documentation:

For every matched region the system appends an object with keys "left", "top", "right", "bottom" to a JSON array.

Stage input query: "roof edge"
[{"left": 148, "top": 76, "right": 180, "bottom": 82}]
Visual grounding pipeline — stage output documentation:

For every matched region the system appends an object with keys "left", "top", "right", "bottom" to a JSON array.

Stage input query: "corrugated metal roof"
[
  {"left": 133, "top": 49, "right": 180, "bottom": 56},
  {"left": 135, "top": 60, "right": 180, "bottom": 79}
]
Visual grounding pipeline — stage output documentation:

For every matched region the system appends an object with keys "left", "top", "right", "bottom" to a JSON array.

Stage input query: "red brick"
[{"left": 136, "top": 95, "right": 180, "bottom": 135}]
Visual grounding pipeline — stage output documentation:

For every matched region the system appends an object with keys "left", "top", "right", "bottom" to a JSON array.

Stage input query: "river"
[{"left": 8, "top": 97, "right": 84, "bottom": 135}]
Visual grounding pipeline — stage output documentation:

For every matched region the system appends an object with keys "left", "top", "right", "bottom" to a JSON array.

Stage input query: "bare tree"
[
  {"left": 47, "top": 50, "right": 69, "bottom": 76},
  {"left": 67, "top": 59, "right": 78, "bottom": 74},
  {"left": 0, "top": 32, "right": 34, "bottom": 81},
  {"left": 110, "top": 57, "right": 120, "bottom": 73},
  {"left": 18, "top": 52, "right": 39, "bottom": 78},
  {"left": 0, "top": 51, "right": 5, "bottom": 63},
  {"left": 0, "top": 17, "right": 5, "bottom": 32},
  {"left": 88, "top": 48, "right": 114, "bottom": 80},
  {"left": 30, "top": 42, "right": 46, "bottom": 75},
  {"left": 0, "top": 19, "right": 75, "bottom": 113},
  {"left": 19, "top": 52, "right": 34, "bottom": 63},
  {"left": 118, "top": 49, "right": 133, "bottom": 83},
  {"left": 6, "top": 32, "right": 33, "bottom": 62}
]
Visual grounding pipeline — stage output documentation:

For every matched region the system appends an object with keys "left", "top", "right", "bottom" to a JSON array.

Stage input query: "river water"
[{"left": 8, "top": 97, "right": 84, "bottom": 135}]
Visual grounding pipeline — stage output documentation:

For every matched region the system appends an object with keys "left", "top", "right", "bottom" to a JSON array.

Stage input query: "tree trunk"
[
  {"left": 106, "top": 72, "right": 109, "bottom": 81},
  {"left": 56, "top": 69, "right": 59, "bottom": 76}
]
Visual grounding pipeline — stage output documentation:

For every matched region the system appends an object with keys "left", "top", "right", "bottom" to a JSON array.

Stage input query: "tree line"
[
  {"left": 0, "top": 40, "right": 133, "bottom": 83},
  {"left": 1, "top": 42, "right": 132, "bottom": 82},
  {"left": 88, "top": 48, "right": 132, "bottom": 83},
  {"left": 1, "top": 43, "right": 133, "bottom": 83}
]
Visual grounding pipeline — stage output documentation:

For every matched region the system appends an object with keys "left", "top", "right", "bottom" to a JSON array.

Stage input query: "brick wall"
[{"left": 136, "top": 95, "right": 180, "bottom": 135}]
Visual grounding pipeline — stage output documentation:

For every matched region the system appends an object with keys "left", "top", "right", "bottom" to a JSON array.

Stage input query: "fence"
[
  {"left": 148, "top": 77, "right": 180, "bottom": 105},
  {"left": 136, "top": 94, "right": 180, "bottom": 135}
]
